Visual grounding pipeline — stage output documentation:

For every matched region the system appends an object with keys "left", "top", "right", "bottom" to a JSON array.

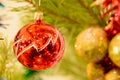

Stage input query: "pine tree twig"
[
  {"left": 11, "top": 0, "right": 101, "bottom": 26},
  {"left": 45, "top": 9, "right": 81, "bottom": 24},
  {"left": 24, "top": 0, "right": 81, "bottom": 24},
  {"left": 79, "top": 0, "right": 89, "bottom": 9},
  {"left": 24, "top": 0, "right": 98, "bottom": 26},
  {"left": 78, "top": 0, "right": 106, "bottom": 26},
  {"left": 45, "top": 9, "right": 99, "bottom": 26},
  {"left": 78, "top": 0, "right": 97, "bottom": 17}
]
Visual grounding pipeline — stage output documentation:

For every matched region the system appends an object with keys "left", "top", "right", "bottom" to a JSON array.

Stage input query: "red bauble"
[
  {"left": 104, "top": 12, "right": 120, "bottom": 40},
  {"left": 13, "top": 19, "right": 65, "bottom": 70}
]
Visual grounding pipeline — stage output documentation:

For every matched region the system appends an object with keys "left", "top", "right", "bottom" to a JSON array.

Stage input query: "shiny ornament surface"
[
  {"left": 87, "top": 63, "right": 104, "bottom": 80},
  {"left": 105, "top": 68, "right": 120, "bottom": 80},
  {"left": 13, "top": 20, "right": 65, "bottom": 70},
  {"left": 109, "top": 33, "right": 120, "bottom": 67},
  {"left": 75, "top": 27, "right": 108, "bottom": 62}
]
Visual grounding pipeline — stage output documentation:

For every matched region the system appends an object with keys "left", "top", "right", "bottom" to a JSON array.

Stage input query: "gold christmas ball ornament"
[
  {"left": 75, "top": 27, "right": 108, "bottom": 62},
  {"left": 109, "top": 33, "right": 120, "bottom": 67},
  {"left": 87, "top": 63, "right": 104, "bottom": 80},
  {"left": 105, "top": 68, "right": 120, "bottom": 80}
]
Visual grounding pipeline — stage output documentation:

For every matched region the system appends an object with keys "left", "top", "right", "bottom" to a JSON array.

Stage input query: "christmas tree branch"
[
  {"left": 12, "top": 0, "right": 99, "bottom": 26},
  {"left": 24, "top": 0, "right": 81, "bottom": 24},
  {"left": 78, "top": 0, "right": 106, "bottom": 26},
  {"left": 79, "top": 0, "right": 89, "bottom": 9}
]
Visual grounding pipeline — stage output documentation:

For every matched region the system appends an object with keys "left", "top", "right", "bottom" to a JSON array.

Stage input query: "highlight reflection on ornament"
[{"left": 109, "top": 33, "right": 120, "bottom": 67}]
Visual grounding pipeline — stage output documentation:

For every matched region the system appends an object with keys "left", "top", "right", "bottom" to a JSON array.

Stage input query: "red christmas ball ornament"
[
  {"left": 13, "top": 12, "right": 65, "bottom": 70},
  {"left": 104, "top": 12, "right": 120, "bottom": 40}
]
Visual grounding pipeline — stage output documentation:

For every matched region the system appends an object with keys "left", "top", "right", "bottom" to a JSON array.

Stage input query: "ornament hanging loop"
[
  {"left": 34, "top": 0, "right": 43, "bottom": 21},
  {"left": 34, "top": 12, "right": 43, "bottom": 21}
]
